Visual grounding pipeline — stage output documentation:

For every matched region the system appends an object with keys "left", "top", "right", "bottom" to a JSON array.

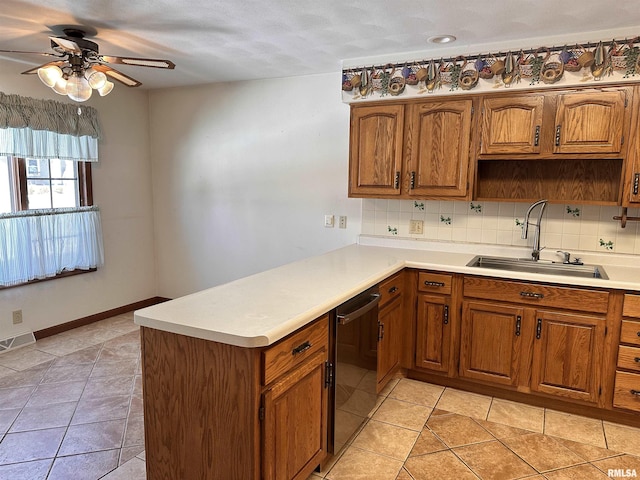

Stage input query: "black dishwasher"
[{"left": 329, "top": 286, "right": 380, "bottom": 454}]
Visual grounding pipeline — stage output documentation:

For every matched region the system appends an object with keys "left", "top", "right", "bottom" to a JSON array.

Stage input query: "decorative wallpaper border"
[{"left": 342, "top": 36, "right": 640, "bottom": 103}]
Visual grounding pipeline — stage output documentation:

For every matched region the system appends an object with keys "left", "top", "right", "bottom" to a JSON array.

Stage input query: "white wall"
[
  {"left": 148, "top": 73, "right": 361, "bottom": 298},
  {"left": 0, "top": 62, "right": 157, "bottom": 338}
]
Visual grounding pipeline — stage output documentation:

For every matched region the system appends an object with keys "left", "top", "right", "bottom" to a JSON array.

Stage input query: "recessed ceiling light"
[{"left": 428, "top": 35, "right": 457, "bottom": 44}]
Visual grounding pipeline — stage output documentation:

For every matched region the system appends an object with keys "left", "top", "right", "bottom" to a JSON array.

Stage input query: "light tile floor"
[{"left": 0, "top": 314, "right": 639, "bottom": 479}]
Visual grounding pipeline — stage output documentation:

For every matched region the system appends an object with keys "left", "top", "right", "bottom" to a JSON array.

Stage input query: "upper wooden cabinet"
[
  {"left": 349, "top": 98, "right": 474, "bottom": 199},
  {"left": 349, "top": 104, "right": 405, "bottom": 197},
  {"left": 481, "top": 95, "right": 545, "bottom": 155},
  {"left": 406, "top": 99, "right": 473, "bottom": 197},
  {"left": 480, "top": 88, "right": 628, "bottom": 157}
]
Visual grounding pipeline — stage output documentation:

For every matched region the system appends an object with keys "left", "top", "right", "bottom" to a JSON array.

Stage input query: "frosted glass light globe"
[
  {"left": 37, "top": 65, "right": 63, "bottom": 87},
  {"left": 86, "top": 68, "right": 107, "bottom": 89},
  {"left": 97, "top": 81, "right": 114, "bottom": 97},
  {"left": 66, "top": 75, "right": 92, "bottom": 102},
  {"left": 52, "top": 77, "right": 68, "bottom": 95}
]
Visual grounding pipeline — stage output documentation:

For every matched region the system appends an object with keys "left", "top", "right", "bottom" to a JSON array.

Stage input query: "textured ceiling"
[{"left": 1, "top": 0, "right": 640, "bottom": 90}]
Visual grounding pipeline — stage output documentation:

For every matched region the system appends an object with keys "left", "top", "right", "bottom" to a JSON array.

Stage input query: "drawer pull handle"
[
  {"left": 536, "top": 318, "right": 542, "bottom": 340},
  {"left": 388, "top": 286, "right": 398, "bottom": 294},
  {"left": 443, "top": 305, "right": 449, "bottom": 325},
  {"left": 520, "top": 291, "right": 544, "bottom": 299},
  {"left": 424, "top": 281, "right": 445, "bottom": 288},
  {"left": 631, "top": 389, "right": 640, "bottom": 396},
  {"left": 515, "top": 315, "right": 522, "bottom": 337},
  {"left": 637, "top": 331, "right": 640, "bottom": 337},
  {"left": 635, "top": 357, "right": 640, "bottom": 363},
  {"left": 292, "top": 341, "right": 311, "bottom": 356}
]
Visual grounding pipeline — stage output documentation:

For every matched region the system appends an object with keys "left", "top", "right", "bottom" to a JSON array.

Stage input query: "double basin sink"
[{"left": 467, "top": 255, "right": 609, "bottom": 280}]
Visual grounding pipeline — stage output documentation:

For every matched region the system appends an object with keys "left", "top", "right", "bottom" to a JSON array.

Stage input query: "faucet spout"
[{"left": 521, "top": 199, "right": 548, "bottom": 261}]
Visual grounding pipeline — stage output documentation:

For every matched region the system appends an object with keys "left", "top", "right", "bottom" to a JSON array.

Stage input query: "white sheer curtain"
[{"left": 0, "top": 207, "right": 104, "bottom": 287}]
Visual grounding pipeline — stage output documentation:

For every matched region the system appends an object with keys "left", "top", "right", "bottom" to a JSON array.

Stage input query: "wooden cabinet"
[
  {"left": 406, "top": 99, "right": 473, "bottom": 197},
  {"left": 141, "top": 315, "right": 330, "bottom": 480},
  {"left": 349, "top": 98, "right": 474, "bottom": 199},
  {"left": 349, "top": 104, "right": 405, "bottom": 197},
  {"left": 263, "top": 349, "right": 328, "bottom": 480},
  {"left": 476, "top": 87, "right": 631, "bottom": 205},
  {"left": 461, "top": 277, "right": 608, "bottom": 404},
  {"left": 623, "top": 86, "right": 640, "bottom": 205},
  {"left": 530, "top": 310, "right": 604, "bottom": 403},
  {"left": 377, "top": 272, "right": 404, "bottom": 390},
  {"left": 415, "top": 272, "right": 455, "bottom": 374},
  {"left": 481, "top": 95, "right": 545, "bottom": 155},
  {"left": 480, "top": 89, "right": 628, "bottom": 157},
  {"left": 460, "top": 301, "right": 526, "bottom": 386},
  {"left": 613, "top": 294, "right": 640, "bottom": 412}
]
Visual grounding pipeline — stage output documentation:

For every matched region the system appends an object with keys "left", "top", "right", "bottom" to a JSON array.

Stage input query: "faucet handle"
[{"left": 556, "top": 250, "right": 570, "bottom": 264}]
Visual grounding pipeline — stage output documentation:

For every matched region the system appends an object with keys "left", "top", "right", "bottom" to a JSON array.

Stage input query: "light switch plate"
[
  {"left": 409, "top": 219, "right": 424, "bottom": 235},
  {"left": 324, "top": 215, "right": 334, "bottom": 227}
]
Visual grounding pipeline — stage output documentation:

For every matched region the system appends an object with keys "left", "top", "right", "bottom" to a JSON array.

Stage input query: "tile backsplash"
[{"left": 361, "top": 199, "right": 640, "bottom": 256}]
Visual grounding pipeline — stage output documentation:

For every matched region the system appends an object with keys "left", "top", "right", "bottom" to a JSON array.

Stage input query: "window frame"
[
  {"left": 1, "top": 157, "right": 96, "bottom": 290},
  {"left": 10, "top": 157, "right": 93, "bottom": 211}
]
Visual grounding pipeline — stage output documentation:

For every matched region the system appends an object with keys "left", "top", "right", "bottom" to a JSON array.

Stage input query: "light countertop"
[{"left": 134, "top": 238, "right": 640, "bottom": 348}]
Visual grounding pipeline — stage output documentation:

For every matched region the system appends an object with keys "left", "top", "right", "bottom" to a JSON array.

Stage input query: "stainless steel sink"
[{"left": 466, "top": 255, "right": 609, "bottom": 280}]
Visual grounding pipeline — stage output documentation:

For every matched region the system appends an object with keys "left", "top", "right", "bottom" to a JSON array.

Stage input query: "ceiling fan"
[{"left": 0, "top": 26, "right": 175, "bottom": 102}]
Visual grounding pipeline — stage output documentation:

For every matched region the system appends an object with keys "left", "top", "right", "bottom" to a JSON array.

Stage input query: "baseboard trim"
[{"left": 34, "top": 297, "right": 171, "bottom": 340}]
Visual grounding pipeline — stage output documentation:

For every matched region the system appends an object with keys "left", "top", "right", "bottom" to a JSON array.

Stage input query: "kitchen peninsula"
[{"left": 135, "top": 239, "right": 640, "bottom": 480}]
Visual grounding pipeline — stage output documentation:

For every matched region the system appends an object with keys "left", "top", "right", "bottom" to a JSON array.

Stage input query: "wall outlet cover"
[{"left": 409, "top": 219, "right": 424, "bottom": 235}]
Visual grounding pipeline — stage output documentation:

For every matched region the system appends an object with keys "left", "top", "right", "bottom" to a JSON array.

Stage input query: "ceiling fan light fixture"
[
  {"left": 66, "top": 74, "right": 92, "bottom": 102},
  {"left": 97, "top": 80, "right": 114, "bottom": 97},
  {"left": 37, "top": 65, "right": 63, "bottom": 87},
  {"left": 85, "top": 68, "right": 107, "bottom": 89},
  {"left": 52, "top": 76, "right": 68, "bottom": 95}
]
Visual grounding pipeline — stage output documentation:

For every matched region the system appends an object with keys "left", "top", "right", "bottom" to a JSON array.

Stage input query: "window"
[{"left": 1, "top": 156, "right": 92, "bottom": 213}]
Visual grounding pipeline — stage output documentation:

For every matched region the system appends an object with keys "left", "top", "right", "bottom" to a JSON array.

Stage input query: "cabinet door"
[
  {"left": 349, "top": 104, "right": 405, "bottom": 196},
  {"left": 554, "top": 90, "right": 626, "bottom": 154},
  {"left": 406, "top": 99, "right": 473, "bottom": 197},
  {"left": 415, "top": 294, "right": 451, "bottom": 373},
  {"left": 531, "top": 310, "right": 604, "bottom": 404},
  {"left": 262, "top": 350, "right": 328, "bottom": 480},
  {"left": 377, "top": 295, "right": 402, "bottom": 391},
  {"left": 480, "top": 95, "right": 544, "bottom": 154},
  {"left": 460, "top": 301, "right": 525, "bottom": 386}
]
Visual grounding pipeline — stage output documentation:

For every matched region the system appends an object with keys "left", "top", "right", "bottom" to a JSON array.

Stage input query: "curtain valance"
[{"left": 0, "top": 92, "right": 101, "bottom": 162}]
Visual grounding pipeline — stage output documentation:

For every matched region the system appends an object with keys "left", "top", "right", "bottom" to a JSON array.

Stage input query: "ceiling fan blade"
[
  {"left": 21, "top": 60, "right": 67, "bottom": 75},
  {"left": 92, "top": 64, "right": 142, "bottom": 87},
  {"left": 49, "top": 36, "right": 82, "bottom": 54},
  {"left": 0, "top": 49, "right": 61, "bottom": 57},
  {"left": 99, "top": 55, "right": 175, "bottom": 69}
]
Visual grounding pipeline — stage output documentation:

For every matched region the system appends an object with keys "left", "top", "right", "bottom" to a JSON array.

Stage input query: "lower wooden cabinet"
[
  {"left": 613, "top": 294, "right": 640, "bottom": 413},
  {"left": 459, "top": 301, "right": 526, "bottom": 386},
  {"left": 262, "top": 349, "right": 328, "bottom": 480},
  {"left": 377, "top": 272, "right": 404, "bottom": 391},
  {"left": 416, "top": 294, "right": 452, "bottom": 373},
  {"left": 530, "top": 310, "right": 604, "bottom": 403},
  {"left": 459, "top": 278, "right": 607, "bottom": 405}
]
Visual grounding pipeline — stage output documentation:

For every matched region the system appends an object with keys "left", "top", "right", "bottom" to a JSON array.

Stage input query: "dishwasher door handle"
[{"left": 337, "top": 293, "right": 381, "bottom": 325}]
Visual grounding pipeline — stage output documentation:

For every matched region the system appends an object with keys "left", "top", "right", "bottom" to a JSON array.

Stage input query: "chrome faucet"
[{"left": 521, "top": 199, "right": 548, "bottom": 261}]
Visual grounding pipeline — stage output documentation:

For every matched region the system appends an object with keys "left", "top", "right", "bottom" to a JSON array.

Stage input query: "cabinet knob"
[{"left": 388, "top": 286, "right": 398, "bottom": 294}]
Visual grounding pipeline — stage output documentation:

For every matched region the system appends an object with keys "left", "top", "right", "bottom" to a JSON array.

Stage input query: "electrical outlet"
[
  {"left": 409, "top": 219, "right": 424, "bottom": 235},
  {"left": 338, "top": 216, "right": 347, "bottom": 228},
  {"left": 12, "top": 310, "right": 23, "bottom": 325},
  {"left": 324, "top": 215, "right": 334, "bottom": 227}
]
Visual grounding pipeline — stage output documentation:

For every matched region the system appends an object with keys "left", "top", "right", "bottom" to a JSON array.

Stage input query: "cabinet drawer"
[
  {"left": 613, "top": 371, "right": 640, "bottom": 412},
  {"left": 262, "top": 316, "right": 329, "bottom": 386},
  {"left": 379, "top": 272, "right": 403, "bottom": 307},
  {"left": 623, "top": 294, "right": 640, "bottom": 318},
  {"left": 418, "top": 272, "right": 452, "bottom": 295},
  {"left": 463, "top": 277, "right": 609, "bottom": 313},
  {"left": 618, "top": 346, "right": 640, "bottom": 372},
  {"left": 620, "top": 320, "right": 640, "bottom": 347}
]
